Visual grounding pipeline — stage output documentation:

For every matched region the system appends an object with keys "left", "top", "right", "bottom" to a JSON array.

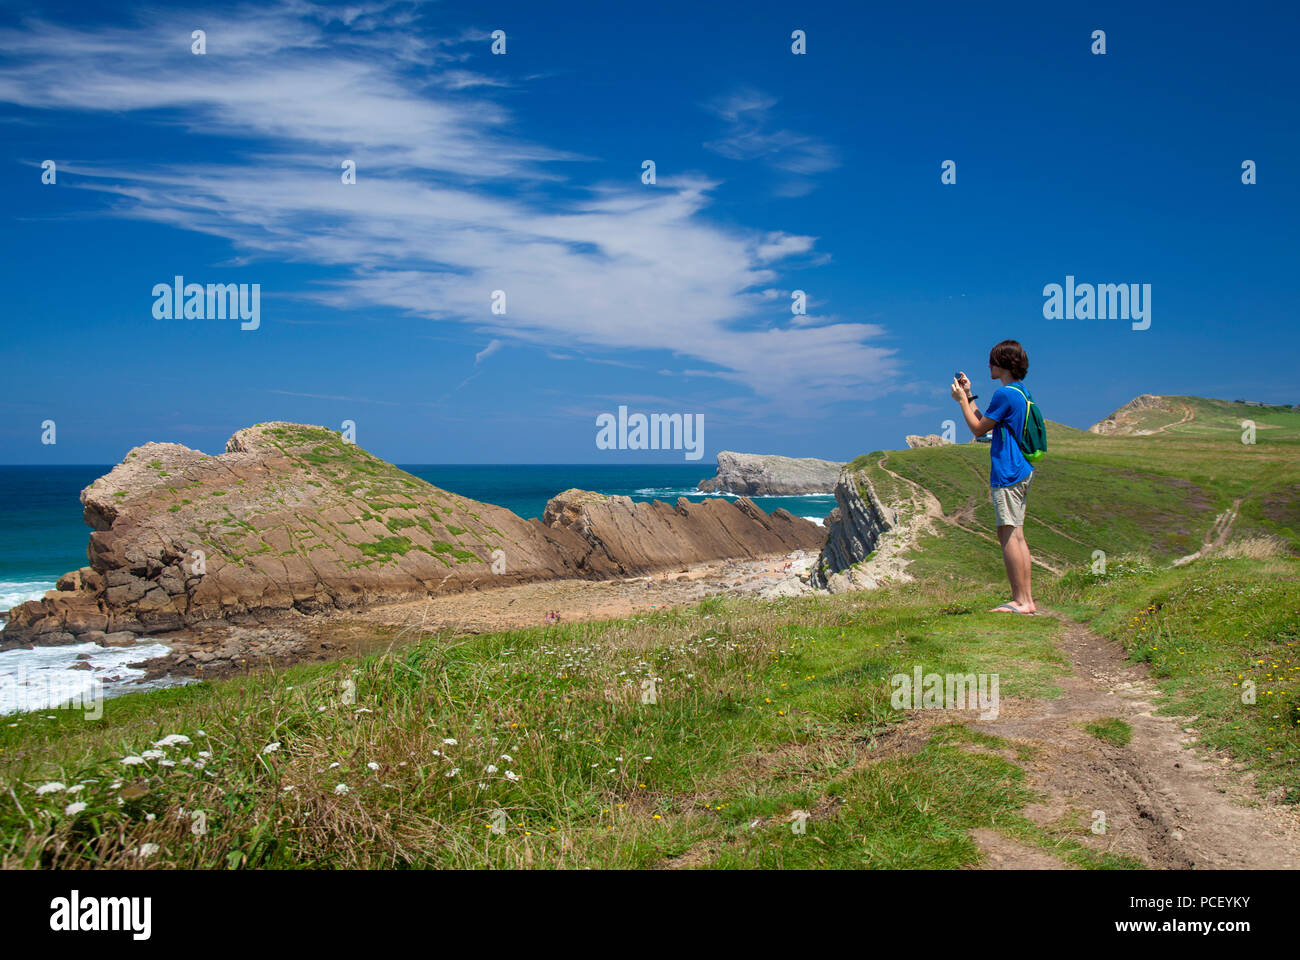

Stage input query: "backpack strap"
[{"left": 1002, "top": 384, "right": 1030, "bottom": 451}]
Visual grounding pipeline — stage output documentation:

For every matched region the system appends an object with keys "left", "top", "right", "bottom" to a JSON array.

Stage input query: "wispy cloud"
[
  {"left": 0, "top": 2, "right": 892, "bottom": 413},
  {"left": 702, "top": 86, "right": 840, "bottom": 193}
]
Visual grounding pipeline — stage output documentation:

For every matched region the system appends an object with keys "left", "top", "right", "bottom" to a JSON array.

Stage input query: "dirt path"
[
  {"left": 1173, "top": 498, "right": 1243, "bottom": 567},
  {"left": 876, "top": 453, "right": 1064, "bottom": 575},
  {"left": 1148, "top": 399, "right": 1196, "bottom": 435},
  {"left": 971, "top": 614, "right": 1300, "bottom": 869}
]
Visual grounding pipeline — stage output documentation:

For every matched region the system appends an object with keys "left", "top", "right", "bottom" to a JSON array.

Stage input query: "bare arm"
[{"left": 951, "top": 380, "right": 996, "bottom": 436}]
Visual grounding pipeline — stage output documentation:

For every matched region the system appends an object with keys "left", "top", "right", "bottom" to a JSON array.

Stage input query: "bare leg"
[{"left": 996, "top": 525, "right": 1035, "bottom": 612}]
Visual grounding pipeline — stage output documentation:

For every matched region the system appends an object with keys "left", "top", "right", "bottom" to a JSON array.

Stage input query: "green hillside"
[
  {"left": 856, "top": 395, "right": 1300, "bottom": 587},
  {"left": 2, "top": 396, "right": 1296, "bottom": 870}
]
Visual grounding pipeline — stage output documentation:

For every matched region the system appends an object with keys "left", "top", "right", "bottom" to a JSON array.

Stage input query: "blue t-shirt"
[{"left": 984, "top": 382, "right": 1033, "bottom": 488}]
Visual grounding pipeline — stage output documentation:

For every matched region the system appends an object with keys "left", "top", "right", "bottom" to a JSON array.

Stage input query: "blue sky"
[{"left": 1, "top": 0, "right": 1297, "bottom": 465}]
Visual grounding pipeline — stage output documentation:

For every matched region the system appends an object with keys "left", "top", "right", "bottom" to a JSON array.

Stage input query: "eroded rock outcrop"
[
  {"left": 1, "top": 424, "right": 826, "bottom": 647},
  {"left": 697, "top": 451, "right": 843, "bottom": 496},
  {"left": 1089, "top": 394, "right": 1179, "bottom": 435},
  {"left": 810, "top": 471, "right": 898, "bottom": 591},
  {"left": 543, "top": 488, "right": 822, "bottom": 574}
]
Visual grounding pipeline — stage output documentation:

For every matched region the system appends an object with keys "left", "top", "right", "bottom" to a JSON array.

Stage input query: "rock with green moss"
[{"left": 2, "top": 423, "right": 827, "bottom": 644}]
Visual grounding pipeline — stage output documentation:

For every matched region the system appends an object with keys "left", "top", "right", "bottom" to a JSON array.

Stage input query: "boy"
[{"left": 951, "top": 340, "right": 1036, "bottom": 614}]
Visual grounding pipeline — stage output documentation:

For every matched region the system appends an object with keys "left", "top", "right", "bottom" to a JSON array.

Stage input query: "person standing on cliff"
[{"left": 950, "top": 340, "right": 1036, "bottom": 614}]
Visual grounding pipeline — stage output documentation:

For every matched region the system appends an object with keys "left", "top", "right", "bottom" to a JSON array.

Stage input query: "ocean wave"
[
  {"left": 0, "top": 640, "right": 181, "bottom": 715},
  {"left": 629, "top": 487, "right": 833, "bottom": 500},
  {"left": 800, "top": 516, "right": 826, "bottom": 526},
  {"left": 0, "top": 580, "right": 55, "bottom": 617}
]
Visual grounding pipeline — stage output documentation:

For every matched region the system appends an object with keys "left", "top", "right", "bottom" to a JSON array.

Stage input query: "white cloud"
[{"left": 0, "top": 2, "right": 894, "bottom": 411}]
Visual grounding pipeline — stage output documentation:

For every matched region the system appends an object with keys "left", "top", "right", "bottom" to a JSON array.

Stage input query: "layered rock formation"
[
  {"left": 1, "top": 424, "right": 825, "bottom": 647},
  {"left": 905, "top": 434, "right": 948, "bottom": 449},
  {"left": 809, "top": 472, "right": 899, "bottom": 591},
  {"left": 697, "top": 451, "right": 843, "bottom": 496}
]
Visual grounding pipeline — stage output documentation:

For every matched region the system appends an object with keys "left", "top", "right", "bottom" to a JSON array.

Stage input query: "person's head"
[{"left": 988, "top": 340, "right": 1028, "bottom": 381}]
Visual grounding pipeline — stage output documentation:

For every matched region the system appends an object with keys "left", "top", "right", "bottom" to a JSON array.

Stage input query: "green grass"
[
  {"left": 1, "top": 581, "right": 1105, "bottom": 869},
  {"left": 1084, "top": 717, "right": 1132, "bottom": 746}
]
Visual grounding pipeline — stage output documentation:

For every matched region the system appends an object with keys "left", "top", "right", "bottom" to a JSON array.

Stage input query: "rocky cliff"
[
  {"left": 809, "top": 471, "right": 899, "bottom": 591},
  {"left": 697, "top": 451, "right": 843, "bottom": 496},
  {"left": 1, "top": 424, "right": 826, "bottom": 647}
]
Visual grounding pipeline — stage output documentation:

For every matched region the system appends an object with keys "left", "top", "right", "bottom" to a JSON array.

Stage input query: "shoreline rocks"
[
  {"left": 1, "top": 423, "right": 827, "bottom": 649},
  {"left": 697, "top": 451, "right": 843, "bottom": 496}
]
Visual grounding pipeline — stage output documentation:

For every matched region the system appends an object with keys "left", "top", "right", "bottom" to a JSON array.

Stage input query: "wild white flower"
[
  {"left": 262, "top": 742, "right": 281, "bottom": 754},
  {"left": 159, "top": 759, "right": 176, "bottom": 768},
  {"left": 334, "top": 783, "right": 350, "bottom": 795},
  {"left": 120, "top": 756, "right": 145, "bottom": 766},
  {"left": 367, "top": 761, "right": 379, "bottom": 771},
  {"left": 179, "top": 758, "right": 193, "bottom": 766},
  {"left": 194, "top": 760, "right": 206, "bottom": 770},
  {"left": 196, "top": 729, "right": 206, "bottom": 736},
  {"left": 152, "top": 734, "right": 191, "bottom": 748},
  {"left": 445, "top": 768, "right": 460, "bottom": 778},
  {"left": 355, "top": 708, "right": 372, "bottom": 714},
  {"left": 66, "top": 784, "right": 85, "bottom": 795},
  {"left": 35, "top": 782, "right": 66, "bottom": 795},
  {"left": 501, "top": 754, "right": 513, "bottom": 762},
  {"left": 141, "top": 750, "right": 165, "bottom": 760},
  {"left": 109, "top": 781, "right": 122, "bottom": 790},
  {"left": 317, "top": 706, "right": 327, "bottom": 712},
  {"left": 431, "top": 750, "right": 441, "bottom": 757},
  {"left": 198, "top": 751, "right": 212, "bottom": 759},
  {"left": 145, "top": 813, "right": 156, "bottom": 821},
  {"left": 282, "top": 785, "right": 295, "bottom": 792},
  {"left": 328, "top": 762, "right": 340, "bottom": 769},
  {"left": 442, "top": 738, "right": 458, "bottom": 746},
  {"left": 64, "top": 801, "right": 87, "bottom": 816},
  {"left": 505, "top": 771, "right": 519, "bottom": 782},
  {"left": 135, "top": 843, "right": 160, "bottom": 858},
  {"left": 485, "top": 764, "right": 498, "bottom": 774}
]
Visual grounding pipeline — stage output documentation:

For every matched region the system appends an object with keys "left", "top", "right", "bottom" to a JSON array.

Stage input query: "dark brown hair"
[{"left": 989, "top": 340, "right": 1028, "bottom": 380}]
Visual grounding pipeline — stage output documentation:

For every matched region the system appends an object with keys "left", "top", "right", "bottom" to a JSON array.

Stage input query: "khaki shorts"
[{"left": 991, "top": 474, "right": 1032, "bottom": 527}]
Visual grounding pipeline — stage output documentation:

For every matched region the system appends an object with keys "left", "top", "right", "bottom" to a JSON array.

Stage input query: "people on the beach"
[{"left": 951, "top": 340, "right": 1037, "bottom": 614}]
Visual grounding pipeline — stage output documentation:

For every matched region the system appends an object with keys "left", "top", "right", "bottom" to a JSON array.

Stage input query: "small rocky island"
[{"left": 697, "top": 451, "right": 844, "bottom": 496}]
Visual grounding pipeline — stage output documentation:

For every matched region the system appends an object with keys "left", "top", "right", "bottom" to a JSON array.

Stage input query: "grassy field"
[{"left": 2, "top": 395, "right": 1297, "bottom": 869}]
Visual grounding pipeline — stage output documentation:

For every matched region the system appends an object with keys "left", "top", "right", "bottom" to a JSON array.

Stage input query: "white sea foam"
[
  {"left": 632, "top": 487, "right": 832, "bottom": 499},
  {"left": 0, "top": 580, "right": 55, "bottom": 616},
  {"left": 0, "top": 640, "right": 181, "bottom": 715},
  {"left": 800, "top": 516, "right": 827, "bottom": 526}
]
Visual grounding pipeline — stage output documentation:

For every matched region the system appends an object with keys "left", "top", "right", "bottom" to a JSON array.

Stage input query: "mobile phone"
[{"left": 954, "top": 371, "right": 977, "bottom": 400}]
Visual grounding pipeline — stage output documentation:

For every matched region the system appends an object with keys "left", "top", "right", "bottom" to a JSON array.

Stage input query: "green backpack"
[{"left": 1005, "top": 384, "right": 1047, "bottom": 463}]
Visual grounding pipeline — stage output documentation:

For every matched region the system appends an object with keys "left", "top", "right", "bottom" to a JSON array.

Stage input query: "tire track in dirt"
[{"left": 970, "top": 614, "right": 1300, "bottom": 869}]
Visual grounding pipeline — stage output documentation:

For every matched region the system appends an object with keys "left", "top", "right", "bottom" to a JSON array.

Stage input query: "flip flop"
[{"left": 989, "top": 603, "right": 1033, "bottom": 615}]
